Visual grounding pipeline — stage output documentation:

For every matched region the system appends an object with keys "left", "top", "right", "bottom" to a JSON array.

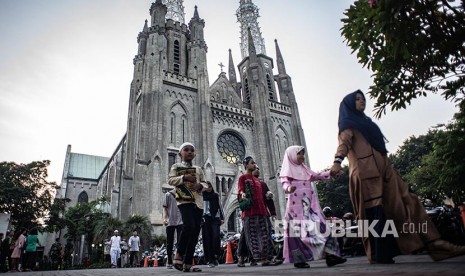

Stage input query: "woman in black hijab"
[{"left": 331, "top": 90, "right": 465, "bottom": 264}]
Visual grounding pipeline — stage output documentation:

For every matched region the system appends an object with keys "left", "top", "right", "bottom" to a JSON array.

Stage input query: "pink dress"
[{"left": 11, "top": 234, "right": 26, "bottom": 258}]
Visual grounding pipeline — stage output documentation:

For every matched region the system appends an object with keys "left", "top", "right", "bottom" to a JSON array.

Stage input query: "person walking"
[
  {"left": 202, "top": 181, "right": 224, "bottom": 268},
  {"left": 280, "top": 146, "right": 346, "bottom": 268},
  {"left": 168, "top": 142, "right": 210, "bottom": 272},
  {"left": 128, "top": 230, "right": 141, "bottom": 267},
  {"left": 0, "top": 233, "right": 4, "bottom": 272},
  {"left": 330, "top": 90, "right": 465, "bottom": 263},
  {"left": 10, "top": 228, "right": 26, "bottom": 272},
  {"left": 49, "top": 238, "right": 63, "bottom": 270},
  {"left": 237, "top": 156, "right": 277, "bottom": 267},
  {"left": 237, "top": 165, "right": 280, "bottom": 267},
  {"left": 23, "top": 228, "right": 40, "bottom": 271},
  {"left": 163, "top": 189, "right": 183, "bottom": 269},
  {"left": 1, "top": 231, "right": 14, "bottom": 272},
  {"left": 108, "top": 230, "right": 121, "bottom": 268}
]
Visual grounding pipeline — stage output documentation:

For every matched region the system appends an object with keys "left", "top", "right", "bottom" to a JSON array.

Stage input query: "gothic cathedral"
[{"left": 61, "top": 0, "right": 307, "bottom": 235}]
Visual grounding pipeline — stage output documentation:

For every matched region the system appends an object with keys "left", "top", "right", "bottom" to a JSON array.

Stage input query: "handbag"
[{"left": 239, "top": 179, "right": 253, "bottom": 211}]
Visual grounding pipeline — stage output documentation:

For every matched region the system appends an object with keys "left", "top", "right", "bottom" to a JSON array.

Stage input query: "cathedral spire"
[
  {"left": 143, "top": 19, "right": 149, "bottom": 32},
  {"left": 162, "top": 0, "right": 185, "bottom": 24},
  {"left": 247, "top": 27, "right": 257, "bottom": 62},
  {"left": 228, "top": 49, "right": 239, "bottom": 96},
  {"left": 193, "top": 5, "right": 199, "bottom": 19},
  {"left": 274, "top": 39, "right": 286, "bottom": 75},
  {"left": 236, "top": 0, "right": 266, "bottom": 60},
  {"left": 228, "top": 49, "right": 237, "bottom": 83},
  {"left": 188, "top": 5, "right": 205, "bottom": 42}
]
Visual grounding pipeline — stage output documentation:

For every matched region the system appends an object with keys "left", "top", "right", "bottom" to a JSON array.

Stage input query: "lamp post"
[{"left": 91, "top": 244, "right": 95, "bottom": 263}]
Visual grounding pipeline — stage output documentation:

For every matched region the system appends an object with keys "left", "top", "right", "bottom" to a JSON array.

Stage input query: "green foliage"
[
  {"left": 390, "top": 102, "right": 465, "bottom": 204},
  {"left": 389, "top": 129, "right": 439, "bottom": 176},
  {"left": 93, "top": 216, "right": 123, "bottom": 243},
  {"left": 44, "top": 197, "right": 70, "bottom": 234},
  {"left": 410, "top": 101, "right": 465, "bottom": 202},
  {"left": 123, "top": 214, "right": 152, "bottom": 250},
  {"left": 151, "top": 234, "right": 167, "bottom": 248},
  {"left": 317, "top": 166, "right": 353, "bottom": 218},
  {"left": 0, "top": 160, "right": 58, "bottom": 229},
  {"left": 341, "top": 0, "right": 465, "bottom": 117}
]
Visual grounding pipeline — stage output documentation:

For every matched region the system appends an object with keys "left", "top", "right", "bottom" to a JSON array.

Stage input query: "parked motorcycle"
[{"left": 427, "top": 198, "right": 465, "bottom": 245}]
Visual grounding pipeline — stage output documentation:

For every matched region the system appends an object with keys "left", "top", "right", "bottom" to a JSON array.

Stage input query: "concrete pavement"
[{"left": 12, "top": 253, "right": 465, "bottom": 276}]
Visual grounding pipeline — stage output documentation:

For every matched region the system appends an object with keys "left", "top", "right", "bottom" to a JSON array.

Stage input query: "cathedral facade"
[{"left": 61, "top": 0, "right": 307, "bottom": 235}]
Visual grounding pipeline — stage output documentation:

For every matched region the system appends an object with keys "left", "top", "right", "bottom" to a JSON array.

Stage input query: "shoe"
[
  {"left": 294, "top": 262, "right": 310, "bottom": 268},
  {"left": 326, "top": 254, "right": 347, "bottom": 267},
  {"left": 208, "top": 263, "right": 215, "bottom": 268},
  {"left": 250, "top": 260, "right": 258, "bottom": 266},
  {"left": 428, "top": 239, "right": 465, "bottom": 261},
  {"left": 167, "top": 264, "right": 173, "bottom": 269}
]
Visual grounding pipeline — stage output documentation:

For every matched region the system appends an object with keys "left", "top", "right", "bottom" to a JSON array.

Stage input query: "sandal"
[
  {"left": 182, "top": 264, "right": 202, "bottom": 272},
  {"left": 173, "top": 253, "right": 184, "bottom": 271}
]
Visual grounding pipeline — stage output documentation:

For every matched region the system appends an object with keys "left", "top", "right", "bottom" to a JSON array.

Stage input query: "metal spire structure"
[
  {"left": 236, "top": 0, "right": 266, "bottom": 60},
  {"left": 162, "top": 0, "right": 185, "bottom": 24}
]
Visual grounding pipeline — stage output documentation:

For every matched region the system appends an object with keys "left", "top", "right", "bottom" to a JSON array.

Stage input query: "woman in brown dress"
[{"left": 330, "top": 90, "right": 465, "bottom": 264}]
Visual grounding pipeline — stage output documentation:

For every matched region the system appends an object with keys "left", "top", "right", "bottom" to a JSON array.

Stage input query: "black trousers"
[
  {"left": 129, "top": 251, "right": 139, "bottom": 266},
  {"left": 177, "top": 204, "right": 203, "bottom": 265},
  {"left": 202, "top": 216, "right": 221, "bottom": 263},
  {"left": 166, "top": 224, "right": 183, "bottom": 264}
]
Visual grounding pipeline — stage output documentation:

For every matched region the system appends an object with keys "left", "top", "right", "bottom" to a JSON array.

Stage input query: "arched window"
[
  {"left": 181, "top": 116, "right": 186, "bottom": 142},
  {"left": 170, "top": 113, "right": 175, "bottom": 143},
  {"left": 78, "top": 191, "right": 88, "bottom": 204},
  {"left": 276, "top": 135, "right": 281, "bottom": 160},
  {"left": 174, "top": 40, "right": 180, "bottom": 74}
]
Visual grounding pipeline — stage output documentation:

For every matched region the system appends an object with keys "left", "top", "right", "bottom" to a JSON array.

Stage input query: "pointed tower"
[
  {"left": 236, "top": 0, "right": 266, "bottom": 59},
  {"left": 115, "top": 0, "right": 213, "bottom": 231},
  {"left": 228, "top": 49, "right": 239, "bottom": 96},
  {"left": 88, "top": 0, "right": 308, "bottom": 235},
  {"left": 162, "top": 0, "right": 185, "bottom": 24},
  {"left": 274, "top": 39, "right": 306, "bottom": 147}
]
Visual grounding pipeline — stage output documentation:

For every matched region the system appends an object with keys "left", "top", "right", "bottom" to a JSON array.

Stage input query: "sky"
[{"left": 0, "top": 0, "right": 458, "bottom": 185}]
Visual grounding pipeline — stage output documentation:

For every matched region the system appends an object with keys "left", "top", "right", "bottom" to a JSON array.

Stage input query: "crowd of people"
[
  {"left": 0, "top": 228, "right": 45, "bottom": 272},
  {"left": 161, "top": 90, "right": 465, "bottom": 272},
  {"left": 2, "top": 92, "right": 464, "bottom": 272}
]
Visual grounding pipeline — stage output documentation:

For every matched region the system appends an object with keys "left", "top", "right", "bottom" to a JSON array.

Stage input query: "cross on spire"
[{"left": 218, "top": 62, "right": 225, "bottom": 72}]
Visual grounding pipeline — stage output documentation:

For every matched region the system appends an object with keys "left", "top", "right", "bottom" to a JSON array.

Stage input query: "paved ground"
[{"left": 10, "top": 253, "right": 465, "bottom": 276}]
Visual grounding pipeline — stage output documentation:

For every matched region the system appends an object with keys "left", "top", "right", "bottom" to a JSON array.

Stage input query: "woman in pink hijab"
[{"left": 280, "top": 145, "right": 346, "bottom": 268}]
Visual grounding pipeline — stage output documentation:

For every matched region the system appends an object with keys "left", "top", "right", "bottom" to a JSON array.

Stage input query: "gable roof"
[{"left": 68, "top": 153, "right": 109, "bottom": 180}]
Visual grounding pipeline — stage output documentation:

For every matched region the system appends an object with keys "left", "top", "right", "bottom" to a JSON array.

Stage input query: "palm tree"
[
  {"left": 93, "top": 216, "right": 123, "bottom": 244},
  {"left": 123, "top": 215, "right": 152, "bottom": 251}
]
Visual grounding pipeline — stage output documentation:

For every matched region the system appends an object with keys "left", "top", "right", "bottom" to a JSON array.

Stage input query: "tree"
[
  {"left": 123, "top": 215, "right": 152, "bottom": 251},
  {"left": 389, "top": 129, "right": 439, "bottom": 176},
  {"left": 93, "top": 216, "right": 123, "bottom": 244},
  {"left": 317, "top": 165, "right": 352, "bottom": 218},
  {"left": 408, "top": 101, "right": 465, "bottom": 203},
  {"left": 341, "top": 0, "right": 465, "bottom": 117},
  {"left": 0, "top": 160, "right": 58, "bottom": 229},
  {"left": 44, "top": 197, "right": 70, "bottom": 234}
]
